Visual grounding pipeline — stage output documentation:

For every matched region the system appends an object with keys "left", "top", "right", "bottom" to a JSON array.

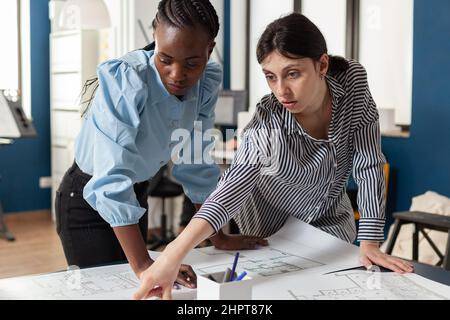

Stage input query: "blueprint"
[
  {"left": 0, "top": 263, "right": 195, "bottom": 300},
  {"left": 253, "top": 270, "right": 450, "bottom": 300},
  {"left": 182, "top": 216, "right": 362, "bottom": 279},
  {"left": 1, "top": 217, "right": 448, "bottom": 300},
  {"left": 0, "top": 217, "right": 361, "bottom": 300}
]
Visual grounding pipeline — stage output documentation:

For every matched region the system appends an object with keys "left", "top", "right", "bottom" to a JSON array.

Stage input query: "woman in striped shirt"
[{"left": 135, "top": 13, "right": 413, "bottom": 299}]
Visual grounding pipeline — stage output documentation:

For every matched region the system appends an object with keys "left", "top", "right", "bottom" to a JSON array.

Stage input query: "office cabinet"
[{"left": 50, "top": 30, "right": 99, "bottom": 218}]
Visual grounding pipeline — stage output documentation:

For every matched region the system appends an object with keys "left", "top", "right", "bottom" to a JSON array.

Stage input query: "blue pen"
[
  {"left": 229, "top": 252, "right": 240, "bottom": 281},
  {"left": 234, "top": 271, "right": 247, "bottom": 282}
]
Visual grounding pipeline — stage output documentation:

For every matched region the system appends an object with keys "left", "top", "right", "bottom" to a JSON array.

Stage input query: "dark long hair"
[
  {"left": 80, "top": 0, "right": 219, "bottom": 117},
  {"left": 256, "top": 13, "right": 349, "bottom": 76}
]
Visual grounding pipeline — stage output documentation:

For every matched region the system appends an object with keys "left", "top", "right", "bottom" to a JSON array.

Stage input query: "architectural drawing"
[
  {"left": 289, "top": 271, "right": 448, "bottom": 300},
  {"left": 196, "top": 247, "right": 323, "bottom": 277},
  {"left": 2, "top": 218, "right": 448, "bottom": 300},
  {"left": 0, "top": 264, "right": 195, "bottom": 300},
  {"left": 253, "top": 270, "right": 450, "bottom": 300}
]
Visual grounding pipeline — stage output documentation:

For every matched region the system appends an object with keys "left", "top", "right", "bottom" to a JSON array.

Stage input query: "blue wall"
[
  {"left": 0, "top": 0, "right": 50, "bottom": 213},
  {"left": 382, "top": 0, "right": 450, "bottom": 224}
]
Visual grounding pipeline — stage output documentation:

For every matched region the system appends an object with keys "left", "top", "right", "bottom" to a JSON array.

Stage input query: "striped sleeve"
[
  {"left": 353, "top": 118, "right": 387, "bottom": 242},
  {"left": 193, "top": 112, "right": 268, "bottom": 232}
]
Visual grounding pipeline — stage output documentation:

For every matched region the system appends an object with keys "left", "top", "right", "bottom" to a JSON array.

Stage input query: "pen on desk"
[
  {"left": 234, "top": 271, "right": 247, "bottom": 282},
  {"left": 229, "top": 252, "right": 240, "bottom": 282}
]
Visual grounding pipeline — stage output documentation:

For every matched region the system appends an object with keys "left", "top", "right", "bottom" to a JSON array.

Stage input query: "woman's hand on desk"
[
  {"left": 210, "top": 230, "right": 269, "bottom": 250},
  {"left": 359, "top": 241, "right": 414, "bottom": 273}
]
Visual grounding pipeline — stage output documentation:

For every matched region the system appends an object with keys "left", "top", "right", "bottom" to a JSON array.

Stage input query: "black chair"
[
  {"left": 385, "top": 211, "right": 450, "bottom": 270},
  {"left": 147, "top": 167, "right": 184, "bottom": 250}
]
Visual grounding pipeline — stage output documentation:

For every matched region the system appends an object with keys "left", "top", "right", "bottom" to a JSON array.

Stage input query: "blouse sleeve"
[{"left": 82, "top": 59, "right": 149, "bottom": 227}]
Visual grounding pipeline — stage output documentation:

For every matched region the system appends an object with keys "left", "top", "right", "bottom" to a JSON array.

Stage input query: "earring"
[{"left": 320, "top": 74, "right": 325, "bottom": 80}]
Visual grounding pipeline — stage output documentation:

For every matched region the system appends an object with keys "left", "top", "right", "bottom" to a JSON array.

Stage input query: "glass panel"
[
  {"left": 359, "top": 0, "right": 413, "bottom": 125},
  {"left": 302, "top": 0, "right": 347, "bottom": 57},
  {"left": 248, "top": 0, "right": 294, "bottom": 113},
  {"left": 0, "top": 0, "right": 19, "bottom": 92}
]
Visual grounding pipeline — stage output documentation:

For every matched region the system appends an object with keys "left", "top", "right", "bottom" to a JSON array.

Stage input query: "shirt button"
[{"left": 70, "top": 192, "right": 74, "bottom": 198}]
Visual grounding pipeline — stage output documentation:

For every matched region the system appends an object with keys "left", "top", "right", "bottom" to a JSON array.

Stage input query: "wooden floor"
[
  {"left": 0, "top": 210, "right": 67, "bottom": 279},
  {"left": 0, "top": 211, "right": 173, "bottom": 280},
  {"left": 0, "top": 211, "right": 209, "bottom": 280}
]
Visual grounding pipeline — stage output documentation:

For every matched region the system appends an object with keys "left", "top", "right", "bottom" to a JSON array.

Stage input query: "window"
[
  {"left": 0, "top": 0, "right": 31, "bottom": 118},
  {"left": 243, "top": 0, "right": 413, "bottom": 134},
  {"left": 248, "top": 0, "right": 295, "bottom": 112},
  {"left": 0, "top": 1, "right": 20, "bottom": 92},
  {"left": 301, "top": 0, "right": 347, "bottom": 57},
  {"left": 359, "top": 0, "right": 413, "bottom": 128}
]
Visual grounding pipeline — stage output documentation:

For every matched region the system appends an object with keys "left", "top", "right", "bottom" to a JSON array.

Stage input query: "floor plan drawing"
[
  {"left": 196, "top": 247, "right": 323, "bottom": 277},
  {"left": 0, "top": 264, "right": 196, "bottom": 300},
  {"left": 2, "top": 218, "right": 448, "bottom": 300},
  {"left": 253, "top": 270, "right": 450, "bottom": 300}
]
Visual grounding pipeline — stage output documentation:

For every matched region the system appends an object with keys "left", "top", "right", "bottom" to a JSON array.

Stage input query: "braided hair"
[
  {"left": 81, "top": 0, "right": 219, "bottom": 116},
  {"left": 152, "top": 0, "right": 219, "bottom": 41}
]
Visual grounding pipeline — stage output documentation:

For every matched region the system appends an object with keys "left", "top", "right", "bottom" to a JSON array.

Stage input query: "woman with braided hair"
[{"left": 55, "top": 0, "right": 257, "bottom": 291}]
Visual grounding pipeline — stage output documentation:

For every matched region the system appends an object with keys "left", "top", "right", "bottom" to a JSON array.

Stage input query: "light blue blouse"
[{"left": 74, "top": 49, "right": 222, "bottom": 227}]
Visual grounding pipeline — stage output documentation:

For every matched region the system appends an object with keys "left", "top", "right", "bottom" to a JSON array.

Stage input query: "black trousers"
[{"left": 55, "top": 162, "right": 151, "bottom": 269}]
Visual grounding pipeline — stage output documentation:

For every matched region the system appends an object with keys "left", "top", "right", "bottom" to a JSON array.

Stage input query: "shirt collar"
[
  {"left": 284, "top": 74, "right": 345, "bottom": 136},
  {"left": 149, "top": 51, "right": 199, "bottom": 104}
]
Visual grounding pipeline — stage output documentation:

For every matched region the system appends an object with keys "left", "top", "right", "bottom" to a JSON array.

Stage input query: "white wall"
[
  {"left": 230, "top": 0, "right": 247, "bottom": 90},
  {"left": 359, "top": 0, "right": 413, "bottom": 126},
  {"left": 301, "top": 0, "right": 347, "bottom": 57},
  {"left": 248, "top": 0, "right": 294, "bottom": 114},
  {"left": 0, "top": 1, "right": 19, "bottom": 91}
]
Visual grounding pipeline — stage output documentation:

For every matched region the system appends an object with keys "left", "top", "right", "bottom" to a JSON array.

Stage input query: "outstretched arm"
[{"left": 134, "top": 218, "right": 214, "bottom": 300}]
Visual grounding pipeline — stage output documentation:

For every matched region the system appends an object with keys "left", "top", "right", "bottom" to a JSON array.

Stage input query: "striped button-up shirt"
[{"left": 195, "top": 60, "right": 386, "bottom": 243}]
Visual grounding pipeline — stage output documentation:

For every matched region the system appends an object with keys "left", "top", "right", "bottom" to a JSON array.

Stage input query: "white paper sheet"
[
  {"left": 2, "top": 217, "right": 447, "bottom": 300},
  {"left": 0, "top": 217, "right": 361, "bottom": 300},
  {"left": 253, "top": 269, "right": 450, "bottom": 300},
  {"left": 183, "top": 216, "right": 361, "bottom": 279},
  {"left": 0, "top": 263, "right": 195, "bottom": 300}
]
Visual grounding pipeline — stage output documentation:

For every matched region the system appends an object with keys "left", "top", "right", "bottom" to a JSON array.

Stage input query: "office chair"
[{"left": 147, "top": 166, "right": 184, "bottom": 250}]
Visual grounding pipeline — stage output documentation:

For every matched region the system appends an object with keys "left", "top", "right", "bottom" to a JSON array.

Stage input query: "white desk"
[{"left": 1, "top": 218, "right": 450, "bottom": 300}]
